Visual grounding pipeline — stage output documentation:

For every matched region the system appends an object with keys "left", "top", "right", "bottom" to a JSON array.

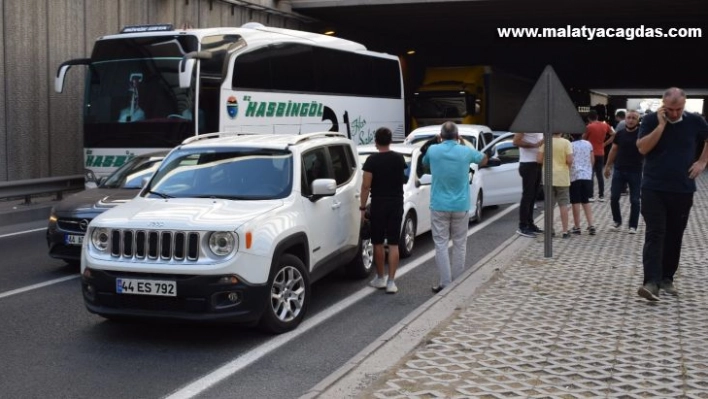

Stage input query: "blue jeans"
[
  {"left": 640, "top": 188, "right": 693, "bottom": 285},
  {"left": 610, "top": 169, "right": 641, "bottom": 228}
]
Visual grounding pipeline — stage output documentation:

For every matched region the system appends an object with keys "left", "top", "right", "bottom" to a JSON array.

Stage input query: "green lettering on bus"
[
  {"left": 256, "top": 102, "right": 267, "bottom": 117},
  {"left": 85, "top": 155, "right": 95, "bottom": 167},
  {"left": 92, "top": 156, "right": 104, "bottom": 167},
  {"left": 276, "top": 102, "right": 286, "bottom": 117},
  {"left": 114, "top": 155, "right": 128, "bottom": 167},
  {"left": 291, "top": 103, "right": 300, "bottom": 116},
  {"left": 266, "top": 102, "right": 276, "bottom": 117},
  {"left": 245, "top": 101, "right": 258, "bottom": 117},
  {"left": 308, "top": 101, "right": 318, "bottom": 117},
  {"left": 300, "top": 103, "right": 309, "bottom": 117},
  {"left": 102, "top": 156, "right": 115, "bottom": 167}
]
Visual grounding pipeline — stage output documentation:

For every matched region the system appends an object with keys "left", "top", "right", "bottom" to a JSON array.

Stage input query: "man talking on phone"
[{"left": 635, "top": 87, "right": 708, "bottom": 301}]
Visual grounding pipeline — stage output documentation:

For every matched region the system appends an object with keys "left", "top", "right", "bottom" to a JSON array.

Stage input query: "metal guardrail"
[{"left": 0, "top": 175, "right": 85, "bottom": 204}]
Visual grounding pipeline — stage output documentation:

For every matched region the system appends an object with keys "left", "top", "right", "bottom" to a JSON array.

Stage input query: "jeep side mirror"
[{"left": 309, "top": 178, "right": 337, "bottom": 201}]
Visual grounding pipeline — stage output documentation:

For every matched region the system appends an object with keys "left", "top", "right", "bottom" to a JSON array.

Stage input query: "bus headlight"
[
  {"left": 208, "top": 232, "right": 237, "bottom": 257},
  {"left": 91, "top": 228, "right": 110, "bottom": 252}
]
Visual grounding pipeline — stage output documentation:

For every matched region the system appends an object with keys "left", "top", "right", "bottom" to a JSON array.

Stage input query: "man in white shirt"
[{"left": 513, "top": 132, "right": 544, "bottom": 237}]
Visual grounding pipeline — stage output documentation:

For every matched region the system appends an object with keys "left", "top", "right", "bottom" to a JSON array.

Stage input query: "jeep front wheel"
[
  {"left": 345, "top": 236, "right": 373, "bottom": 279},
  {"left": 259, "top": 254, "right": 309, "bottom": 334}
]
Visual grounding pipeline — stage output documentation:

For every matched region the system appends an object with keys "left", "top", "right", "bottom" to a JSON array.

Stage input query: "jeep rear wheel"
[
  {"left": 259, "top": 254, "right": 309, "bottom": 334},
  {"left": 399, "top": 213, "right": 416, "bottom": 258},
  {"left": 345, "top": 236, "right": 373, "bottom": 279}
]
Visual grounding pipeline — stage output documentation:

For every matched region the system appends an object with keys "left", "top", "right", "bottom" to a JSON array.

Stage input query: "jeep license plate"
[
  {"left": 65, "top": 234, "right": 84, "bottom": 246},
  {"left": 116, "top": 278, "right": 177, "bottom": 297}
]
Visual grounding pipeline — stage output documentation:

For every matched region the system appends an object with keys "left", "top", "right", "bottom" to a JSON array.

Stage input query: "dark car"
[{"left": 46, "top": 151, "right": 168, "bottom": 265}]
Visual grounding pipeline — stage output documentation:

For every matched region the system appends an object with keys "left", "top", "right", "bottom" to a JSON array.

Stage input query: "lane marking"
[
  {"left": 0, "top": 275, "right": 80, "bottom": 300},
  {"left": 0, "top": 227, "right": 47, "bottom": 239},
  {"left": 165, "top": 204, "right": 518, "bottom": 399}
]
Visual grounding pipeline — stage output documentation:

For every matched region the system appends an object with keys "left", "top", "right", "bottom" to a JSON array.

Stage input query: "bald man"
[{"left": 636, "top": 87, "right": 708, "bottom": 301}]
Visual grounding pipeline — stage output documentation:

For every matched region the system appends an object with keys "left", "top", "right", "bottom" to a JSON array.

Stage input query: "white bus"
[{"left": 55, "top": 23, "right": 405, "bottom": 180}]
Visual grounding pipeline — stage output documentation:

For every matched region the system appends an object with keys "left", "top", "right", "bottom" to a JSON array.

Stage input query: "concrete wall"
[{"left": 0, "top": 0, "right": 305, "bottom": 181}]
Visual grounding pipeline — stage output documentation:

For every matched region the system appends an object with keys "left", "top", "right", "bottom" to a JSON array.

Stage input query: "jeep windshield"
[{"left": 144, "top": 148, "right": 293, "bottom": 200}]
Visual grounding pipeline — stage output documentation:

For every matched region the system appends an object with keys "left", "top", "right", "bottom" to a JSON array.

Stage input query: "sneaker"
[
  {"left": 530, "top": 224, "right": 544, "bottom": 234},
  {"left": 611, "top": 222, "right": 621, "bottom": 230},
  {"left": 660, "top": 280, "right": 678, "bottom": 296},
  {"left": 561, "top": 231, "right": 571, "bottom": 239},
  {"left": 588, "top": 226, "right": 596, "bottom": 235},
  {"left": 588, "top": 197, "right": 595, "bottom": 203},
  {"left": 431, "top": 285, "right": 444, "bottom": 294},
  {"left": 637, "top": 282, "right": 660, "bottom": 301},
  {"left": 386, "top": 280, "right": 398, "bottom": 294},
  {"left": 571, "top": 226, "right": 581, "bottom": 235},
  {"left": 516, "top": 228, "right": 536, "bottom": 238},
  {"left": 628, "top": 228, "right": 637, "bottom": 234},
  {"left": 598, "top": 196, "right": 605, "bottom": 202},
  {"left": 369, "top": 275, "right": 387, "bottom": 289}
]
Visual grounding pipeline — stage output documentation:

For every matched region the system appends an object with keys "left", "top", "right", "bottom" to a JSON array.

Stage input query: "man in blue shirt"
[
  {"left": 636, "top": 88, "right": 708, "bottom": 301},
  {"left": 423, "top": 122, "right": 488, "bottom": 293}
]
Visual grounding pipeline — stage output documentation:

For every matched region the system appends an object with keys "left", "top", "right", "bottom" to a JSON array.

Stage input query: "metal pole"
[{"left": 543, "top": 73, "right": 553, "bottom": 257}]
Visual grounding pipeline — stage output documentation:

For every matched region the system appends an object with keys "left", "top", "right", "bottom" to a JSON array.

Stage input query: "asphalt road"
[{"left": 0, "top": 204, "right": 520, "bottom": 399}]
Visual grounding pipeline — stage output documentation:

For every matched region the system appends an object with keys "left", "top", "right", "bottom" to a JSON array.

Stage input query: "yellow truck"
[{"left": 410, "top": 66, "right": 534, "bottom": 131}]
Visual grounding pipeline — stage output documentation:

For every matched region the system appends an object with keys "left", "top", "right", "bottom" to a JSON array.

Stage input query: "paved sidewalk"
[{"left": 306, "top": 173, "right": 708, "bottom": 398}]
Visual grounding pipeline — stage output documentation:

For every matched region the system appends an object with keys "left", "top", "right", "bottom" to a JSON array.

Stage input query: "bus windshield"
[
  {"left": 86, "top": 35, "right": 199, "bottom": 124},
  {"left": 81, "top": 35, "right": 201, "bottom": 151}
]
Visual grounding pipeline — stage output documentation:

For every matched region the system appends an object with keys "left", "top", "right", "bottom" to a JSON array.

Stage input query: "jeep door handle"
[{"left": 331, "top": 201, "right": 341, "bottom": 209}]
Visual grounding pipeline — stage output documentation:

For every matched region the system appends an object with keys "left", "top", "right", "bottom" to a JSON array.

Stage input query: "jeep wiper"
[
  {"left": 147, "top": 190, "right": 174, "bottom": 199},
  {"left": 193, "top": 195, "right": 252, "bottom": 200}
]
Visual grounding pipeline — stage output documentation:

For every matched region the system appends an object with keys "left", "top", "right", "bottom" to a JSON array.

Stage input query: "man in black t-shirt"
[
  {"left": 636, "top": 88, "right": 708, "bottom": 301},
  {"left": 604, "top": 109, "right": 643, "bottom": 233},
  {"left": 360, "top": 127, "right": 407, "bottom": 294}
]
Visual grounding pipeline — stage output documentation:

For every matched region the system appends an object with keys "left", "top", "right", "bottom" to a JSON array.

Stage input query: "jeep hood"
[{"left": 91, "top": 198, "right": 284, "bottom": 231}]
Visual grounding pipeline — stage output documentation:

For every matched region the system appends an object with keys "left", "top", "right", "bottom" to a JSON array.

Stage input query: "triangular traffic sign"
[{"left": 509, "top": 65, "right": 586, "bottom": 134}]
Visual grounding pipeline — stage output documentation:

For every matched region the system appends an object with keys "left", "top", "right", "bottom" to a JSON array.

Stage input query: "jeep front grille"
[{"left": 109, "top": 230, "right": 200, "bottom": 261}]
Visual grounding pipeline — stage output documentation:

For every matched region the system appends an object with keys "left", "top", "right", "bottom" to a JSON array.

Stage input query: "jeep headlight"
[
  {"left": 208, "top": 232, "right": 237, "bottom": 257},
  {"left": 91, "top": 228, "right": 110, "bottom": 252}
]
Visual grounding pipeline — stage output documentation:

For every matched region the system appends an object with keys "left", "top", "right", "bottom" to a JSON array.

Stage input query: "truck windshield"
[
  {"left": 85, "top": 35, "right": 199, "bottom": 124},
  {"left": 412, "top": 93, "right": 468, "bottom": 119}
]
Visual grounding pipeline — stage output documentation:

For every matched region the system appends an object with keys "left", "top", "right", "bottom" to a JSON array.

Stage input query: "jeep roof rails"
[
  {"left": 287, "top": 132, "right": 346, "bottom": 146},
  {"left": 180, "top": 131, "right": 252, "bottom": 145}
]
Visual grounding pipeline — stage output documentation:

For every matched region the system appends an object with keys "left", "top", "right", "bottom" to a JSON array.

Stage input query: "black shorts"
[
  {"left": 369, "top": 198, "right": 404, "bottom": 245},
  {"left": 570, "top": 180, "right": 592, "bottom": 204}
]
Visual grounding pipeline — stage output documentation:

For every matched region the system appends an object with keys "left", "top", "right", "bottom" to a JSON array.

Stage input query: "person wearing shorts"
[
  {"left": 538, "top": 132, "right": 574, "bottom": 238},
  {"left": 360, "top": 127, "right": 407, "bottom": 294},
  {"left": 569, "top": 133, "right": 596, "bottom": 235}
]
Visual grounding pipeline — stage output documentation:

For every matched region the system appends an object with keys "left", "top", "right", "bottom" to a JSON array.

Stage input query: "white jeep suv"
[{"left": 80, "top": 132, "right": 373, "bottom": 333}]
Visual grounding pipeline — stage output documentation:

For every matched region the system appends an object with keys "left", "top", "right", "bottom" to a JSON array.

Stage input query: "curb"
[{"left": 301, "top": 226, "right": 538, "bottom": 399}]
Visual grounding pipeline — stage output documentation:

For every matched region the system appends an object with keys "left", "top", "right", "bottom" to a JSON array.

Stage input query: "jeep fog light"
[
  {"left": 91, "top": 228, "right": 110, "bottom": 252},
  {"left": 208, "top": 232, "right": 236, "bottom": 257}
]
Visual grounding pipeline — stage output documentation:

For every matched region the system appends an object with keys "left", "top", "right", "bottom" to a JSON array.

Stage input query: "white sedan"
[{"left": 357, "top": 132, "right": 521, "bottom": 258}]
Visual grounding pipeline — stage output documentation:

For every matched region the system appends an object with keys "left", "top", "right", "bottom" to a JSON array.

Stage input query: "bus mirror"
[
  {"left": 55, "top": 58, "right": 91, "bottom": 93},
  {"left": 55, "top": 65, "right": 69, "bottom": 93},
  {"left": 179, "top": 51, "right": 213, "bottom": 89},
  {"left": 178, "top": 59, "right": 195, "bottom": 88}
]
